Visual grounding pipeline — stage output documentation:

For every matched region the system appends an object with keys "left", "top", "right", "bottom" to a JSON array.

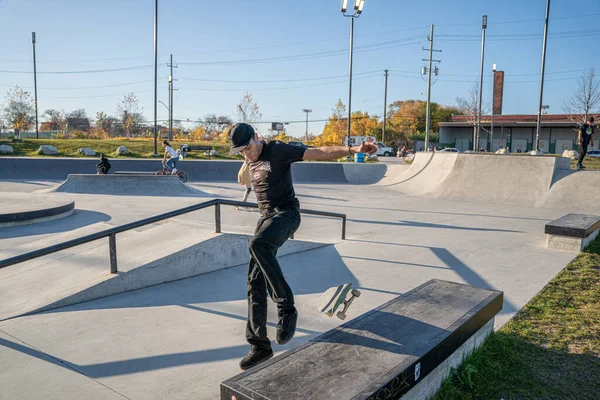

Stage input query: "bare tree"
[
  {"left": 456, "top": 82, "right": 491, "bottom": 149},
  {"left": 236, "top": 92, "right": 262, "bottom": 124},
  {"left": 2, "top": 86, "right": 35, "bottom": 137},
  {"left": 563, "top": 68, "right": 600, "bottom": 124},
  {"left": 117, "top": 93, "right": 144, "bottom": 137},
  {"left": 42, "top": 109, "right": 66, "bottom": 131}
]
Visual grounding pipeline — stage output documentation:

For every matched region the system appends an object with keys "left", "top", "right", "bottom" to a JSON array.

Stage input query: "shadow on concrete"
[
  {"left": 349, "top": 218, "right": 523, "bottom": 233},
  {"left": 349, "top": 239, "right": 518, "bottom": 317},
  {"left": 302, "top": 202, "right": 550, "bottom": 222},
  {"left": 0, "top": 209, "right": 111, "bottom": 239},
  {"left": 342, "top": 255, "right": 450, "bottom": 271},
  {"left": 43, "top": 245, "right": 358, "bottom": 314}
]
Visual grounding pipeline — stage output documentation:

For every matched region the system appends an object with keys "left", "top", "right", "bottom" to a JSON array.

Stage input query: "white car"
[
  {"left": 375, "top": 142, "right": 395, "bottom": 157},
  {"left": 439, "top": 148, "right": 459, "bottom": 152},
  {"left": 587, "top": 150, "right": 600, "bottom": 157}
]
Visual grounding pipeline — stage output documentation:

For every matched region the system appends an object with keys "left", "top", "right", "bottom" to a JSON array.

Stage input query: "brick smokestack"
[{"left": 493, "top": 71, "right": 504, "bottom": 115}]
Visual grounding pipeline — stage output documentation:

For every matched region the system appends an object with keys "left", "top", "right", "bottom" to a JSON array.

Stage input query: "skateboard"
[{"left": 317, "top": 283, "right": 361, "bottom": 320}]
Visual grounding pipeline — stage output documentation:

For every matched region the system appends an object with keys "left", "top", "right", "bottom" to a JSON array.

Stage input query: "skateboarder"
[
  {"left": 228, "top": 123, "right": 377, "bottom": 370},
  {"left": 577, "top": 116, "right": 595, "bottom": 170}
]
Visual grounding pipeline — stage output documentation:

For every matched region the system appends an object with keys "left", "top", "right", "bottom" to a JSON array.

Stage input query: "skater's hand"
[{"left": 358, "top": 140, "right": 378, "bottom": 155}]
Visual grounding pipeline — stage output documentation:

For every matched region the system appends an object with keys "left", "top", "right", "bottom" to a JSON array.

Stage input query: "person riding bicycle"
[
  {"left": 96, "top": 153, "right": 111, "bottom": 175},
  {"left": 161, "top": 140, "right": 179, "bottom": 174}
]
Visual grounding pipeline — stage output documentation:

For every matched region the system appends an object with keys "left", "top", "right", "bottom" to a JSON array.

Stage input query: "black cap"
[{"left": 228, "top": 123, "right": 255, "bottom": 155}]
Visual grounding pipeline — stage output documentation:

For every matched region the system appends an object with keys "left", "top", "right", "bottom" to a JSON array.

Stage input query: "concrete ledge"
[
  {"left": 221, "top": 279, "right": 503, "bottom": 400},
  {"left": 0, "top": 193, "right": 75, "bottom": 227},
  {"left": 545, "top": 213, "right": 600, "bottom": 238},
  {"left": 545, "top": 213, "right": 600, "bottom": 251}
]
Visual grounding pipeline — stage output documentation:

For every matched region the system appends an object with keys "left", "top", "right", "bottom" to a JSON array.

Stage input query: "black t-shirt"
[
  {"left": 248, "top": 141, "right": 306, "bottom": 211},
  {"left": 580, "top": 123, "right": 594, "bottom": 142}
]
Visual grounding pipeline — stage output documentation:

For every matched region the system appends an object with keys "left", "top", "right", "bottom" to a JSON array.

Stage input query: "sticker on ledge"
[{"left": 415, "top": 362, "right": 421, "bottom": 381}]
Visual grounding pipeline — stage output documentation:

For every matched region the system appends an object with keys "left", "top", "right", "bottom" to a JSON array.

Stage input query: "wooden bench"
[
  {"left": 545, "top": 213, "right": 600, "bottom": 251},
  {"left": 221, "top": 279, "right": 503, "bottom": 400},
  {"left": 186, "top": 145, "right": 213, "bottom": 158}
]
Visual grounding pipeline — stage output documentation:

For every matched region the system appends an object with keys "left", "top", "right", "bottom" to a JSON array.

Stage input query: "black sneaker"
[
  {"left": 276, "top": 309, "right": 298, "bottom": 345},
  {"left": 581, "top": 164, "right": 586, "bottom": 169},
  {"left": 239, "top": 346, "right": 273, "bottom": 370},
  {"left": 577, "top": 163, "right": 583, "bottom": 170}
]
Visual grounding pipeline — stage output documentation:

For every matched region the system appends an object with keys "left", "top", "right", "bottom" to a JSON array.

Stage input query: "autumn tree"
[
  {"left": 117, "top": 93, "right": 144, "bottom": 137},
  {"left": 66, "top": 108, "right": 90, "bottom": 132},
  {"left": 563, "top": 68, "right": 600, "bottom": 123},
  {"left": 350, "top": 111, "right": 379, "bottom": 137},
  {"left": 236, "top": 92, "right": 262, "bottom": 124},
  {"left": 315, "top": 99, "right": 347, "bottom": 146},
  {"left": 201, "top": 114, "right": 233, "bottom": 140},
  {"left": 2, "top": 86, "right": 35, "bottom": 136}
]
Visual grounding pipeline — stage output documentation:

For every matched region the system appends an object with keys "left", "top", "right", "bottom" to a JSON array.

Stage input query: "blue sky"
[{"left": 1, "top": 0, "right": 599, "bottom": 138}]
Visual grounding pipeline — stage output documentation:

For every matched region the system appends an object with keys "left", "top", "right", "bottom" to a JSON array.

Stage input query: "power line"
[
  {"left": 178, "top": 70, "right": 380, "bottom": 83},
  {"left": 179, "top": 74, "right": 381, "bottom": 92},
  {"left": 0, "top": 64, "right": 167, "bottom": 75}
]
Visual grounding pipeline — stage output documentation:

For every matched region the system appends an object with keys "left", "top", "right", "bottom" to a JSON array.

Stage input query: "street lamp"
[
  {"left": 490, "top": 63, "right": 496, "bottom": 152},
  {"left": 302, "top": 109, "right": 312, "bottom": 142},
  {"left": 476, "top": 15, "right": 487, "bottom": 152},
  {"left": 341, "top": 0, "right": 366, "bottom": 145}
]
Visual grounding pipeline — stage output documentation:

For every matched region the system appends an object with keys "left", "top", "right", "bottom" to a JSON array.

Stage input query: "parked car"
[
  {"left": 439, "top": 148, "right": 459, "bottom": 152},
  {"left": 375, "top": 142, "right": 395, "bottom": 156},
  {"left": 288, "top": 141, "right": 315, "bottom": 148},
  {"left": 587, "top": 150, "right": 600, "bottom": 157}
]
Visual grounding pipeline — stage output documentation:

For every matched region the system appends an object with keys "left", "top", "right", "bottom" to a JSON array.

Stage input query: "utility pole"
[
  {"left": 422, "top": 24, "right": 441, "bottom": 152},
  {"left": 32, "top": 32, "right": 39, "bottom": 139},
  {"left": 153, "top": 0, "right": 158, "bottom": 155},
  {"left": 535, "top": 0, "right": 551, "bottom": 153},
  {"left": 168, "top": 54, "right": 177, "bottom": 141},
  {"left": 383, "top": 69, "right": 388, "bottom": 144},
  {"left": 302, "top": 109, "right": 312, "bottom": 142},
  {"left": 347, "top": 17, "right": 355, "bottom": 144},
  {"left": 476, "top": 15, "right": 487, "bottom": 152}
]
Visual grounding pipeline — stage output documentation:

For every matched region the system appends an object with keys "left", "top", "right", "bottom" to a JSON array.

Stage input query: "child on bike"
[
  {"left": 96, "top": 153, "right": 111, "bottom": 175},
  {"left": 161, "top": 140, "right": 179, "bottom": 174}
]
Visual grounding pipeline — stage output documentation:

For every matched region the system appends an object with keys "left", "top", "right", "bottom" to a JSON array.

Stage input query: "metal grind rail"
[{"left": 0, "top": 199, "right": 346, "bottom": 273}]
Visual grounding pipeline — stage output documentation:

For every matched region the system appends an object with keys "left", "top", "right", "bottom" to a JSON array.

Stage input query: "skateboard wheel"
[
  {"left": 352, "top": 289, "right": 361, "bottom": 297},
  {"left": 336, "top": 311, "right": 346, "bottom": 320}
]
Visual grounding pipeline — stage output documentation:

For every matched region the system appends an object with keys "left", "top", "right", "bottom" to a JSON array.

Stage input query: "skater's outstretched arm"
[{"left": 303, "top": 140, "right": 377, "bottom": 161}]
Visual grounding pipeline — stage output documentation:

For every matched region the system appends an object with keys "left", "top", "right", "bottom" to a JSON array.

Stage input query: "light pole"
[
  {"left": 153, "top": 0, "right": 159, "bottom": 156},
  {"left": 476, "top": 15, "right": 487, "bottom": 152},
  {"left": 535, "top": 0, "right": 551, "bottom": 153},
  {"left": 302, "top": 109, "right": 312, "bottom": 142},
  {"left": 32, "top": 32, "right": 39, "bottom": 139},
  {"left": 341, "top": 0, "right": 366, "bottom": 145},
  {"left": 491, "top": 63, "right": 496, "bottom": 152}
]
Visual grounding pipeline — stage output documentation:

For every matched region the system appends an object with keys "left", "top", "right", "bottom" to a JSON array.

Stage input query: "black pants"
[
  {"left": 246, "top": 206, "right": 301, "bottom": 350},
  {"left": 579, "top": 141, "right": 590, "bottom": 164}
]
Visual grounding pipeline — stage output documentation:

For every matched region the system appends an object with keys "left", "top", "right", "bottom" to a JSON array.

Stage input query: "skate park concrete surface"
[{"left": 0, "top": 153, "right": 595, "bottom": 399}]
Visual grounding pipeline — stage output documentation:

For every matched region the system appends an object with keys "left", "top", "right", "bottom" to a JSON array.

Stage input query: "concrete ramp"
[
  {"left": 377, "top": 152, "right": 434, "bottom": 187},
  {"left": 380, "top": 152, "right": 572, "bottom": 207},
  {"left": 40, "top": 174, "right": 210, "bottom": 197},
  {"left": 435, "top": 154, "right": 570, "bottom": 206},
  {"left": 544, "top": 170, "right": 600, "bottom": 211},
  {"left": 0, "top": 221, "right": 330, "bottom": 321}
]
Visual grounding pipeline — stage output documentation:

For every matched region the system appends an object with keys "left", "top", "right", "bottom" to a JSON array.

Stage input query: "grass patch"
[
  {"left": 0, "top": 139, "right": 239, "bottom": 160},
  {"left": 572, "top": 156, "right": 600, "bottom": 170},
  {"left": 434, "top": 238, "right": 600, "bottom": 400}
]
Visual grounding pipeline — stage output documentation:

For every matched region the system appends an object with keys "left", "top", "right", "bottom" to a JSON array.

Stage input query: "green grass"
[
  {"left": 572, "top": 156, "right": 600, "bottom": 170},
  {"left": 0, "top": 138, "right": 240, "bottom": 160},
  {"left": 434, "top": 238, "right": 600, "bottom": 400}
]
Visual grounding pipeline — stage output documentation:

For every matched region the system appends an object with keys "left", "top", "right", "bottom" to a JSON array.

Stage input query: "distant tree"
[
  {"left": 315, "top": 99, "right": 347, "bottom": 146},
  {"left": 42, "top": 109, "right": 66, "bottom": 131},
  {"left": 456, "top": 82, "right": 490, "bottom": 149},
  {"left": 236, "top": 92, "right": 262, "bottom": 124},
  {"left": 563, "top": 68, "right": 600, "bottom": 124},
  {"left": 66, "top": 108, "right": 90, "bottom": 132},
  {"left": 2, "top": 86, "right": 35, "bottom": 137},
  {"left": 117, "top": 93, "right": 144, "bottom": 137}
]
